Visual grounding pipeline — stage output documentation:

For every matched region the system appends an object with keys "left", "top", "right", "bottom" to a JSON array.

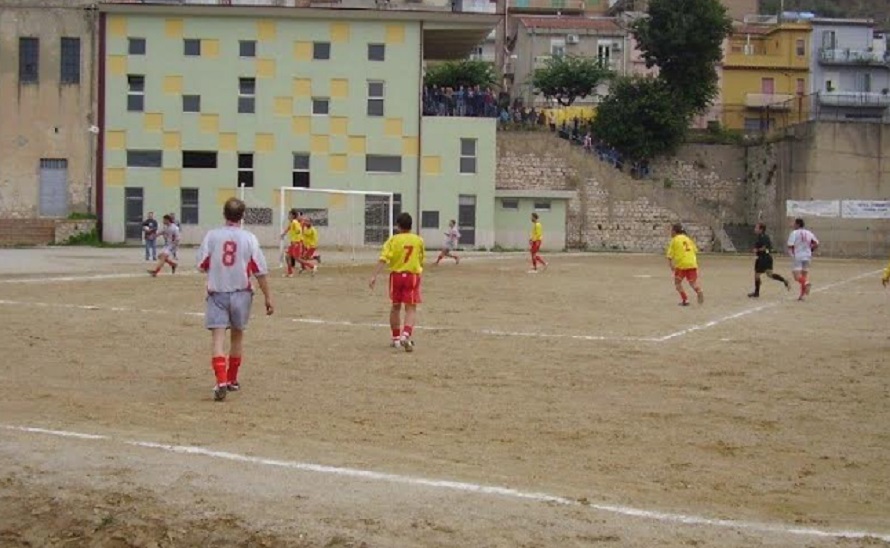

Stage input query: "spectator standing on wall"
[{"left": 142, "top": 211, "right": 158, "bottom": 261}]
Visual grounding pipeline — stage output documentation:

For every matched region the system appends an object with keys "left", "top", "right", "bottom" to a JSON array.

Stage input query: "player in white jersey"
[
  {"left": 148, "top": 214, "right": 180, "bottom": 276},
  {"left": 197, "top": 198, "right": 274, "bottom": 402},
  {"left": 787, "top": 217, "right": 819, "bottom": 301},
  {"left": 435, "top": 219, "right": 461, "bottom": 265}
]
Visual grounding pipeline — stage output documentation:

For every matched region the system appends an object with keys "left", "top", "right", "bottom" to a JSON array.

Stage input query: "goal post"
[{"left": 277, "top": 187, "right": 395, "bottom": 264}]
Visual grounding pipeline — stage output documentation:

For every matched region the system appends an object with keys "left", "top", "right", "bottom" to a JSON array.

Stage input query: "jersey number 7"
[{"left": 403, "top": 245, "right": 414, "bottom": 265}]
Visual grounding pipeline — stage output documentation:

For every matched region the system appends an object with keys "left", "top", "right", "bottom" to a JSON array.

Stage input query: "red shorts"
[
  {"left": 674, "top": 268, "right": 699, "bottom": 283},
  {"left": 389, "top": 272, "right": 422, "bottom": 305},
  {"left": 530, "top": 240, "right": 542, "bottom": 254},
  {"left": 288, "top": 243, "right": 303, "bottom": 259},
  {"left": 302, "top": 247, "right": 317, "bottom": 260}
]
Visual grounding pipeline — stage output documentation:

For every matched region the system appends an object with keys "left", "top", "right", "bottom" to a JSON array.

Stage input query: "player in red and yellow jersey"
[
  {"left": 666, "top": 223, "right": 704, "bottom": 306},
  {"left": 369, "top": 212, "right": 425, "bottom": 352},
  {"left": 529, "top": 212, "right": 548, "bottom": 273},
  {"left": 300, "top": 217, "right": 319, "bottom": 276},
  {"left": 280, "top": 209, "right": 303, "bottom": 277},
  {"left": 882, "top": 258, "right": 890, "bottom": 288}
]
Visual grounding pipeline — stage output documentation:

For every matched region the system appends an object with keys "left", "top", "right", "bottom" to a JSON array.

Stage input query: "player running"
[
  {"left": 529, "top": 212, "right": 547, "bottom": 273},
  {"left": 369, "top": 212, "right": 425, "bottom": 352},
  {"left": 300, "top": 217, "right": 319, "bottom": 276},
  {"left": 197, "top": 198, "right": 274, "bottom": 402},
  {"left": 787, "top": 218, "right": 819, "bottom": 301},
  {"left": 748, "top": 222, "right": 790, "bottom": 298},
  {"left": 666, "top": 223, "right": 704, "bottom": 306},
  {"left": 148, "top": 214, "right": 180, "bottom": 277},
  {"left": 280, "top": 208, "right": 303, "bottom": 277},
  {"left": 435, "top": 219, "right": 461, "bottom": 265}
]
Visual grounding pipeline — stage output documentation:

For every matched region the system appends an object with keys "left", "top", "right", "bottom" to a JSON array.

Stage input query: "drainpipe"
[
  {"left": 96, "top": 11, "right": 107, "bottom": 240},
  {"left": 87, "top": 5, "right": 97, "bottom": 216},
  {"left": 415, "top": 21, "right": 423, "bottom": 229}
]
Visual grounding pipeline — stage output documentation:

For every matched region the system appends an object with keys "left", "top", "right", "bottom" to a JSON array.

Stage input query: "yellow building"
[{"left": 722, "top": 23, "right": 812, "bottom": 133}]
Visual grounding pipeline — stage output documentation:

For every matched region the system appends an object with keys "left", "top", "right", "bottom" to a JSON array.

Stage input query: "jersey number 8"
[{"left": 222, "top": 241, "right": 238, "bottom": 267}]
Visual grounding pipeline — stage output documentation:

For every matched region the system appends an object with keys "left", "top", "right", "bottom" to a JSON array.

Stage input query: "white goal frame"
[{"left": 275, "top": 187, "right": 395, "bottom": 264}]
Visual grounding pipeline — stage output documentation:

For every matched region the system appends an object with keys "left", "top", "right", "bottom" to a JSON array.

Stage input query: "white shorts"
[
  {"left": 792, "top": 259, "right": 811, "bottom": 272},
  {"left": 161, "top": 245, "right": 178, "bottom": 258},
  {"left": 205, "top": 291, "right": 253, "bottom": 330}
]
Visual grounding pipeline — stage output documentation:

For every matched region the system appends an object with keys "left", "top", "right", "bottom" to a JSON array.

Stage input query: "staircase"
[
  {"left": 548, "top": 135, "right": 738, "bottom": 252},
  {"left": 0, "top": 219, "right": 56, "bottom": 246}
]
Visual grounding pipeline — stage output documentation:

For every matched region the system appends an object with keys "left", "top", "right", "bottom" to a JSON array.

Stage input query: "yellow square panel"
[
  {"left": 330, "top": 117, "right": 348, "bottom": 135},
  {"left": 348, "top": 135, "right": 366, "bottom": 155},
  {"left": 274, "top": 97, "right": 292, "bottom": 117},
  {"left": 144, "top": 113, "right": 163, "bottom": 132},
  {"left": 257, "top": 59, "right": 276, "bottom": 79},
  {"left": 292, "top": 116, "right": 311, "bottom": 135},
  {"left": 163, "top": 75, "right": 183, "bottom": 94},
  {"left": 331, "top": 22, "right": 350, "bottom": 44},
  {"left": 294, "top": 41, "right": 311, "bottom": 61},
  {"left": 384, "top": 118, "right": 403, "bottom": 137},
  {"left": 219, "top": 132, "right": 237, "bottom": 152},
  {"left": 258, "top": 20, "right": 277, "bottom": 41},
  {"left": 330, "top": 78, "right": 348, "bottom": 99},
  {"left": 200, "top": 114, "right": 219, "bottom": 133},
  {"left": 402, "top": 136, "right": 418, "bottom": 157},
  {"left": 311, "top": 135, "right": 329, "bottom": 154},
  {"left": 163, "top": 131, "right": 181, "bottom": 150},
  {"left": 165, "top": 19, "right": 184, "bottom": 38},
  {"left": 105, "top": 168, "right": 125, "bottom": 187},
  {"left": 386, "top": 24, "right": 405, "bottom": 45},
  {"left": 162, "top": 169, "right": 181, "bottom": 188},
  {"left": 256, "top": 133, "right": 275, "bottom": 153},
  {"left": 203, "top": 39, "right": 220, "bottom": 58},
  {"left": 108, "top": 16, "right": 127, "bottom": 38},
  {"left": 217, "top": 188, "right": 237, "bottom": 206},
  {"left": 329, "top": 154, "right": 347, "bottom": 173},
  {"left": 106, "top": 130, "right": 126, "bottom": 150},
  {"left": 108, "top": 55, "right": 127, "bottom": 76},
  {"left": 293, "top": 78, "right": 311, "bottom": 97},
  {"left": 422, "top": 156, "right": 442, "bottom": 176}
]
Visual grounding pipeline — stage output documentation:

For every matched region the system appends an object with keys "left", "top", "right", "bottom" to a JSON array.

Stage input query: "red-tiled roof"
[{"left": 518, "top": 16, "right": 621, "bottom": 32}]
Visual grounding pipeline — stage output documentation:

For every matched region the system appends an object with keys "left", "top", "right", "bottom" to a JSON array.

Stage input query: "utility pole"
[{"left": 495, "top": 0, "right": 507, "bottom": 89}]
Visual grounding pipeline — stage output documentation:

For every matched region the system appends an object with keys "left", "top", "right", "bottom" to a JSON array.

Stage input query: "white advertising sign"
[
  {"left": 841, "top": 200, "right": 890, "bottom": 219},
  {"left": 786, "top": 200, "right": 841, "bottom": 218}
]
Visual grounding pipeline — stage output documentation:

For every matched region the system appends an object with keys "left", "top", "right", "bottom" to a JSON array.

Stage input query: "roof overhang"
[
  {"left": 495, "top": 189, "right": 576, "bottom": 200},
  {"left": 99, "top": 4, "right": 498, "bottom": 59}
]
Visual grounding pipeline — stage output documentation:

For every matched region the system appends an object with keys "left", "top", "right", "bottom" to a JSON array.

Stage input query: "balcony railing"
[
  {"left": 508, "top": 0, "right": 585, "bottom": 12},
  {"left": 745, "top": 93, "right": 795, "bottom": 109},
  {"left": 819, "top": 48, "right": 889, "bottom": 65},
  {"left": 818, "top": 91, "right": 890, "bottom": 109}
]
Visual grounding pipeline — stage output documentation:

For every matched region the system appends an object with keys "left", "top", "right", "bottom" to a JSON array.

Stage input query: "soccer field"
[{"left": 0, "top": 248, "right": 888, "bottom": 547}]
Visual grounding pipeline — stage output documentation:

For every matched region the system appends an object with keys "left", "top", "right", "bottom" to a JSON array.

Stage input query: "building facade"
[
  {"left": 0, "top": 1, "right": 98, "bottom": 219},
  {"left": 98, "top": 4, "right": 500, "bottom": 247},
  {"left": 721, "top": 22, "right": 812, "bottom": 132},
  {"left": 810, "top": 18, "right": 890, "bottom": 123}
]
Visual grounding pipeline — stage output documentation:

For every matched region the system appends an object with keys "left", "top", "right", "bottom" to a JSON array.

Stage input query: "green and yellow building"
[{"left": 98, "top": 3, "right": 502, "bottom": 247}]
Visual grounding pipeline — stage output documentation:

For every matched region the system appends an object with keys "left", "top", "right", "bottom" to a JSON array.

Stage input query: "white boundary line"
[
  {"left": 656, "top": 270, "right": 881, "bottom": 341},
  {"left": 2, "top": 424, "right": 887, "bottom": 543}
]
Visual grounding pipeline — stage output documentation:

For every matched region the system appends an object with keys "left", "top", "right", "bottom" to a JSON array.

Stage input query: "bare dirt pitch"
[{"left": 0, "top": 248, "right": 888, "bottom": 547}]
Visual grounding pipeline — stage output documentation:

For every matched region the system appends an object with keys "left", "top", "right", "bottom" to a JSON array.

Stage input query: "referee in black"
[{"left": 749, "top": 223, "right": 790, "bottom": 298}]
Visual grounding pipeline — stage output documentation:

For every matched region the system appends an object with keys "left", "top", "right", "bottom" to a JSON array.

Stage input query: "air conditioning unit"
[
  {"left": 612, "top": 40, "right": 623, "bottom": 51},
  {"left": 566, "top": 34, "right": 580, "bottom": 45}
]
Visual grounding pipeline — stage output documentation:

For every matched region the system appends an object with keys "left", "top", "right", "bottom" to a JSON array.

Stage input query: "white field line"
[
  {"left": 656, "top": 270, "right": 881, "bottom": 341},
  {"left": 1, "top": 424, "right": 887, "bottom": 543}
]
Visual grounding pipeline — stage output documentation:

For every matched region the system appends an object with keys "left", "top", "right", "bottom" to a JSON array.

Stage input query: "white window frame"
[
  {"left": 238, "top": 152, "right": 254, "bottom": 187},
  {"left": 367, "top": 81, "right": 385, "bottom": 117},
  {"left": 127, "top": 74, "right": 145, "bottom": 112},
  {"left": 550, "top": 39, "right": 566, "bottom": 58},
  {"left": 460, "top": 138, "right": 477, "bottom": 175},
  {"left": 501, "top": 198, "right": 519, "bottom": 210},
  {"left": 311, "top": 97, "right": 330, "bottom": 116},
  {"left": 292, "top": 153, "right": 310, "bottom": 188},
  {"left": 533, "top": 200, "right": 551, "bottom": 212}
]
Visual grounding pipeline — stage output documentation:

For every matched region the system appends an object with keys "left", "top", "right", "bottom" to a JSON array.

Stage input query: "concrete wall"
[{"left": 0, "top": 5, "right": 98, "bottom": 218}]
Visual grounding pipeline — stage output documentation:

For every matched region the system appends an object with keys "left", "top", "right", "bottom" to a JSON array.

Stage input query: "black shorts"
[{"left": 755, "top": 255, "right": 774, "bottom": 274}]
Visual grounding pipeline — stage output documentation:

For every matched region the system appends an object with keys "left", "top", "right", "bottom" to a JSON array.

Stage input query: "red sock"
[
  {"left": 680, "top": 291, "right": 688, "bottom": 302},
  {"left": 227, "top": 356, "right": 242, "bottom": 385},
  {"left": 166, "top": 259, "right": 176, "bottom": 267},
  {"left": 391, "top": 328, "right": 401, "bottom": 339},
  {"left": 212, "top": 356, "right": 227, "bottom": 386},
  {"left": 403, "top": 325, "right": 414, "bottom": 336}
]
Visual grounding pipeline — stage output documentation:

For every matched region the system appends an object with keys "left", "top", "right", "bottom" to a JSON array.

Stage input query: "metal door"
[
  {"left": 125, "top": 187, "right": 144, "bottom": 240},
  {"left": 458, "top": 194, "right": 476, "bottom": 246},
  {"left": 38, "top": 159, "right": 69, "bottom": 217}
]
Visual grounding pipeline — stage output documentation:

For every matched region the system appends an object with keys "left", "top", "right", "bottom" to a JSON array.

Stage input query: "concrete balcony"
[
  {"left": 508, "top": 0, "right": 585, "bottom": 13},
  {"left": 818, "top": 91, "right": 890, "bottom": 109},
  {"left": 819, "top": 48, "right": 889, "bottom": 66},
  {"left": 745, "top": 93, "right": 795, "bottom": 110}
]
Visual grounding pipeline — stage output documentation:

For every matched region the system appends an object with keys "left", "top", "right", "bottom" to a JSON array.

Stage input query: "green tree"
[
  {"left": 591, "top": 77, "right": 689, "bottom": 162},
  {"left": 424, "top": 60, "right": 496, "bottom": 89},
  {"left": 633, "top": 0, "right": 732, "bottom": 113},
  {"left": 531, "top": 55, "right": 613, "bottom": 107}
]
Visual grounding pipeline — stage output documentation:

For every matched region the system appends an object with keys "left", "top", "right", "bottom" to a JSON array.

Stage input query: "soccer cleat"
[
  {"left": 747, "top": 292, "right": 759, "bottom": 298},
  {"left": 400, "top": 335, "right": 415, "bottom": 353},
  {"left": 315, "top": 255, "right": 322, "bottom": 264},
  {"left": 147, "top": 269, "right": 158, "bottom": 277},
  {"left": 226, "top": 382, "right": 240, "bottom": 392},
  {"left": 679, "top": 301, "right": 690, "bottom": 307},
  {"left": 784, "top": 280, "right": 791, "bottom": 291},
  {"left": 171, "top": 263, "right": 177, "bottom": 274},
  {"left": 213, "top": 384, "right": 228, "bottom": 402},
  {"left": 311, "top": 265, "right": 318, "bottom": 277},
  {"left": 391, "top": 339, "right": 400, "bottom": 349}
]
